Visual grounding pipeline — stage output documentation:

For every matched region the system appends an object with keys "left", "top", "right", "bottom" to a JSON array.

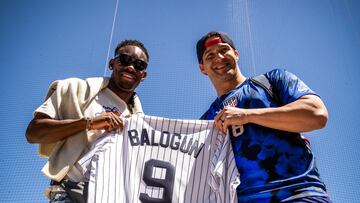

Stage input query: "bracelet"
[{"left": 85, "top": 117, "right": 92, "bottom": 131}]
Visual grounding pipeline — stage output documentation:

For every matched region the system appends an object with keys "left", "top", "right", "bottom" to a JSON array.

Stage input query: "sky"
[{"left": 0, "top": 0, "right": 359, "bottom": 202}]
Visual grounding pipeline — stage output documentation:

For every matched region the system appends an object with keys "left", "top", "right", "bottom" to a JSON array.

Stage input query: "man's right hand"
[
  {"left": 25, "top": 112, "right": 125, "bottom": 144},
  {"left": 89, "top": 112, "right": 124, "bottom": 132}
]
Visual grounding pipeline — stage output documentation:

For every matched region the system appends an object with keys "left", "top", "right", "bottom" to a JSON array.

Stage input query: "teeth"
[
  {"left": 216, "top": 65, "right": 227, "bottom": 70},
  {"left": 122, "top": 73, "right": 135, "bottom": 79}
]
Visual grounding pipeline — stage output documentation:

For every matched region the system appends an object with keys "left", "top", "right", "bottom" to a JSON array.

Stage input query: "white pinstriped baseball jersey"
[{"left": 79, "top": 115, "right": 240, "bottom": 203}]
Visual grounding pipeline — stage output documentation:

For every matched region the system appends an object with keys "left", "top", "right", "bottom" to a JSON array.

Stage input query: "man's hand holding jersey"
[
  {"left": 88, "top": 112, "right": 125, "bottom": 133},
  {"left": 214, "top": 106, "right": 249, "bottom": 134}
]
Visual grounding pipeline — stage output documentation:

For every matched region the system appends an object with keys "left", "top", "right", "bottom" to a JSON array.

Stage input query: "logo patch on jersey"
[
  {"left": 222, "top": 94, "right": 239, "bottom": 107},
  {"left": 103, "top": 106, "right": 120, "bottom": 113},
  {"left": 95, "top": 106, "right": 121, "bottom": 116}
]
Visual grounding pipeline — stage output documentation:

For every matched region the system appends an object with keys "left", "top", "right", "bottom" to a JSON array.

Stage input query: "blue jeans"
[
  {"left": 49, "top": 180, "right": 87, "bottom": 203},
  {"left": 49, "top": 191, "right": 72, "bottom": 203}
]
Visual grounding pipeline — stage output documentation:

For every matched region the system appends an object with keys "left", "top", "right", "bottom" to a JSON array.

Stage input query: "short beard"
[{"left": 108, "top": 78, "right": 136, "bottom": 93}]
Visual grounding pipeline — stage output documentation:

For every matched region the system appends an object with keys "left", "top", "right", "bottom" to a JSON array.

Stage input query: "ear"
[
  {"left": 140, "top": 71, "right": 147, "bottom": 82},
  {"left": 109, "top": 59, "right": 114, "bottom": 70},
  {"left": 199, "top": 64, "right": 208, "bottom": 76},
  {"left": 234, "top": 49, "right": 239, "bottom": 60}
]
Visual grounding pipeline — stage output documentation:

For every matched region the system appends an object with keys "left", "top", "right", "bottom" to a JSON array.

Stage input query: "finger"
[
  {"left": 110, "top": 118, "right": 117, "bottom": 129},
  {"left": 222, "top": 121, "right": 229, "bottom": 134},
  {"left": 104, "top": 124, "right": 113, "bottom": 132},
  {"left": 111, "top": 113, "right": 122, "bottom": 126},
  {"left": 109, "top": 114, "right": 118, "bottom": 126},
  {"left": 214, "top": 110, "right": 223, "bottom": 123},
  {"left": 106, "top": 121, "right": 114, "bottom": 131},
  {"left": 111, "top": 114, "right": 124, "bottom": 131},
  {"left": 93, "top": 112, "right": 119, "bottom": 130},
  {"left": 219, "top": 111, "right": 228, "bottom": 122},
  {"left": 217, "top": 119, "right": 225, "bottom": 132},
  {"left": 214, "top": 114, "right": 221, "bottom": 124},
  {"left": 216, "top": 119, "right": 227, "bottom": 136},
  {"left": 112, "top": 119, "right": 123, "bottom": 132},
  {"left": 213, "top": 115, "right": 222, "bottom": 130},
  {"left": 102, "top": 113, "right": 112, "bottom": 123},
  {"left": 104, "top": 114, "right": 115, "bottom": 130},
  {"left": 99, "top": 111, "right": 109, "bottom": 117},
  {"left": 214, "top": 115, "right": 224, "bottom": 129}
]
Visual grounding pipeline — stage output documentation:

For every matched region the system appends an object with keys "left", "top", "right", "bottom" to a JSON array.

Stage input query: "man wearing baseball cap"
[{"left": 197, "top": 31, "right": 332, "bottom": 202}]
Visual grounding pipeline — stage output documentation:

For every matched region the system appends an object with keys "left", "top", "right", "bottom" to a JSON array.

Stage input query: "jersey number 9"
[{"left": 140, "top": 159, "right": 175, "bottom": 203}]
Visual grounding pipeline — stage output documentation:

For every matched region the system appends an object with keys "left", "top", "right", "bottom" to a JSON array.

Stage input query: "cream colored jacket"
[{"left": 37, "top": 77, "right": 143, "bottom": 181}]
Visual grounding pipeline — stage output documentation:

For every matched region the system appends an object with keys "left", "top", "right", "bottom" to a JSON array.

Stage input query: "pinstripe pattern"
[{"left": 79, "top": 115, "right": 240, "bottom": 203}]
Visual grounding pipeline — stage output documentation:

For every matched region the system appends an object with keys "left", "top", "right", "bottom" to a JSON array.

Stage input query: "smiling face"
[
  {"left": 109, "top": 45, "right": 147, "bottom": 93},
  {"left": 199, "top": 37, "right": 240, "bottom": 83}
]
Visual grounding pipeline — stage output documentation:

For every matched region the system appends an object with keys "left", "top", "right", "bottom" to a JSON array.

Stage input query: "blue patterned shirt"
[{"left": 201, "top": 69, "right": 329, "bottom": 202}]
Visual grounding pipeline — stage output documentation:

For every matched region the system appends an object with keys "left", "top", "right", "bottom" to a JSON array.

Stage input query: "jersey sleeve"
[
  {"left": 209, "top": 129, "right": 240, "bottom": 203},
  {"left": 266, "top": 69, "right": 318, "bottom": 104},
  {"left": 34, "top": 91, "right": 58, "bottom": 119},
  {"left": 77, "top": 132, "right": 117, "bottom": 182}
]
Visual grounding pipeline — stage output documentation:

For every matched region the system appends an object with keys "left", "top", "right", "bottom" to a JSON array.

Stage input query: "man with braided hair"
[{"left": 26, "top": 39, "right": 149, "bottom": 203}]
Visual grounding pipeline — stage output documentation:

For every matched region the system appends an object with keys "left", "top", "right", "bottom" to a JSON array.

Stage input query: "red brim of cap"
[{"left": 205, "top": 37, "right": 222, "bottom": 49}]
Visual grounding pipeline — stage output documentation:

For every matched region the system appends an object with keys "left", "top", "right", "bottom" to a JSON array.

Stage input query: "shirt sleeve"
[
  {"left": 34, "top": 91, "right": 57, "bottom": 119},
  {"left": 209, "top": 128, "right": 240, "bottom": 203},
  {"left": 266, "top": 69, "right": 318, "bottom": 104}
]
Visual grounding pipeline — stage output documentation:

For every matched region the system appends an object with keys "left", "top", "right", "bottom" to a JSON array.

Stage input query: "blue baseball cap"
[{"left": 196, "top": 31, "right": 236, "bottom": 64}]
